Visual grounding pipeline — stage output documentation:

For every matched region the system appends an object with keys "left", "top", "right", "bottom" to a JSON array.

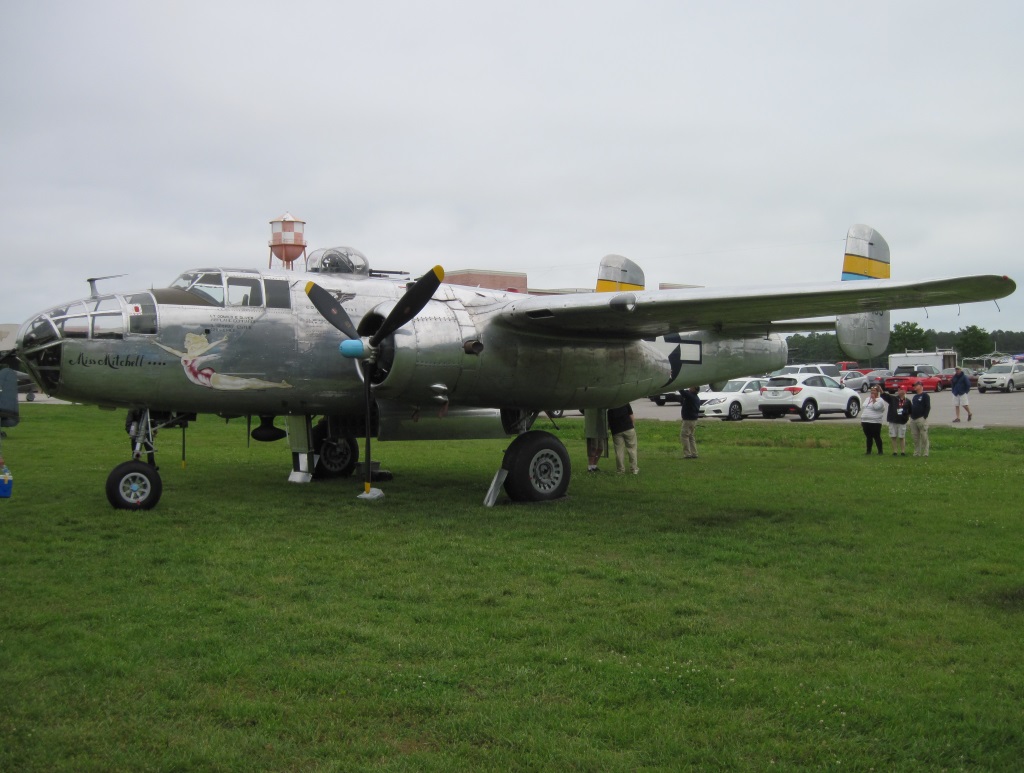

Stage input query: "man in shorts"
[{"left": 950, "top": 366, "right": 973, "bottom": 423}]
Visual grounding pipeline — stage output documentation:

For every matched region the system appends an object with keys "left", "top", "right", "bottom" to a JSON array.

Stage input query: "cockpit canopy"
[{"left": 306, "top": 246, "right": 370, "bottom": 275}]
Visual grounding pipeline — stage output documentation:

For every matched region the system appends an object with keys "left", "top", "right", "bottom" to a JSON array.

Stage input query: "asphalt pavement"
[
  {"left": 631, "top": 389, "right": 1024, "bottom": 429},
  {"left": 17, "top": 389, "right": 1024, "bottom": 428}
]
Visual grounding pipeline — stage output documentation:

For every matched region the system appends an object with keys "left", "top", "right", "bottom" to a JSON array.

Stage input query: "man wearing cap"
[
  {"left": 950, "top": 366, "right": 973, "bottom": 423},
  {"left": 909, "top": 381, "right": 931, "bottom": 457}
]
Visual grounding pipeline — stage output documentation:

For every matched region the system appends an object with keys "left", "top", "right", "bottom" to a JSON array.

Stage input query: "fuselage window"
[
  {"left": 94, "top": 297, "right": 121, "bottom": 313},
  {"left": 265, "top": 279, "right": 291, "bottom": 309},
  {"left": 59, "top": 315, "right": 89, "bottom": 338},
  {"left": 126, "top": 293, "right": 158, "bottom": 335},
  {"left": 93, "top": 313, "right": 125, "bottom": 340},
  {"left": 226, "top": 277, "right": 263, "bottom": 307}
]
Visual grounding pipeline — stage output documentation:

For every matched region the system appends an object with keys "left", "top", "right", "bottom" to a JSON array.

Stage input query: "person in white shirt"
[{"left": 860, "top": 385, "right": 887, "bottom": 455}]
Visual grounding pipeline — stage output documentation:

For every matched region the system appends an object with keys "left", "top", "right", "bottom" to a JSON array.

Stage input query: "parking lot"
[
  {"left": 632, "top": 388, "right": 1024, "bottom": 429},
  {"left": 15, "top": 388, "right": 1024, "bottom": 429}
]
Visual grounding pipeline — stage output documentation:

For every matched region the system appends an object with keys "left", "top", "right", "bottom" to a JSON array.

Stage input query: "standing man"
[
  {"left": 880, "top": 385, "right": 912, "bottom": 455},
  {"left": 679, "top": 386, "right": 702, "bottom": 459},
  {"left": 909, "top": 381, "right": 931, "bottom": 457},
  {"left": 584, "top": 408, "right": 608, "bottom": 473},
  {"left": 608, "top": 403, "right": 639, "bottom": 474},
  {"left": 950, "top": 366, "right": 974, "bottom": 423}
]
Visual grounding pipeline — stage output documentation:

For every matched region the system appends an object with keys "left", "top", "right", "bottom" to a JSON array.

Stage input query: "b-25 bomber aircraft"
[{"left": 10, "top": 225, "right": 1016, "bottom": 509}]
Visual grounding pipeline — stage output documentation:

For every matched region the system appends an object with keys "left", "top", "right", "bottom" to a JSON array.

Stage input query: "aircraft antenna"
[{"left": 86, "top": 275, "right": 127, "bottom": 298}]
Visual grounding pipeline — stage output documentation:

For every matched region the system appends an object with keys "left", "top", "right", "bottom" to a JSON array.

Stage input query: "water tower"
[{"left": 268, "top": 212, "right": 307, "bottom": 269}]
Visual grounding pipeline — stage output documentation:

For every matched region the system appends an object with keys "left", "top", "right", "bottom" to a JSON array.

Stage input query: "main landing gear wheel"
[
  {"left": 106, "top": 461, "right": 162, "bottom": 510},
  {"left": 315, "top": 434, "right": 359, "bottom": 478},
  {"left": 502, "top": 430, "right": 571, "bottom": 502}
]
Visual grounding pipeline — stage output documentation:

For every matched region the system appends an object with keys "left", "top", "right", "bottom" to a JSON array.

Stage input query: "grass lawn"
[{"left": 2, "top": 405, "right": 1023, "bottom": 771}]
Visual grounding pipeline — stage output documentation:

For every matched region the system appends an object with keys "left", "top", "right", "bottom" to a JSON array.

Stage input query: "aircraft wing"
[{"left": 494, "top": 275, "right": 1016, "bottom": 339}]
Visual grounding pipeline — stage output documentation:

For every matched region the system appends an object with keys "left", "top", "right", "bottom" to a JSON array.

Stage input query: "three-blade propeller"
[{"left": 304, "top": 266, "right": 444, "bottom": 498}]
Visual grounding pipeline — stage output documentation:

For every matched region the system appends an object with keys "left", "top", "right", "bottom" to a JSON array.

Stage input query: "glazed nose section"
[{"left": 17, "top": 313, "right": 64, "bottom": 393}]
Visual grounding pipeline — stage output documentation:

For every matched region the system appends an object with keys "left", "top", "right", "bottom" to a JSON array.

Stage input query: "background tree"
[
  {"left": 991, "top": 329, "right": 1024, "bottom": 353},
  {"left": 888, "top": 321, "right": 932, "bottom": 354},
  {"left": 954, "top": 325, "right": 992, "bottom": 357},
  {"left": 785, "top": 332, "right": 842, "bottom": 364}
]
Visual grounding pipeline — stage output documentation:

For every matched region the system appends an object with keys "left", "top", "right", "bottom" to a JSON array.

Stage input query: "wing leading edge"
[{"left": 494, "top": 275, "right": 1016, "bottom": 339}]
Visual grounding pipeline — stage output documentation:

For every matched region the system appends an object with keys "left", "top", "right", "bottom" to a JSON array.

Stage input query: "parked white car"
[
  {"left": 699, "top": 377, "right": 768, "bottom": 421},
  {"left": 771, "top": 363, "right": 842, "bottom": 379},
  {"left": 976, "top": 362, "right": 1024, "bottom": 393},
  {"left": 759, "top": 373, "right": 862, "bottom": 421}
]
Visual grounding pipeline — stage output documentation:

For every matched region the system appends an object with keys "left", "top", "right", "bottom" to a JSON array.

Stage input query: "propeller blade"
[
  {"left": 369, "top": 266, "right": 444, "bottom": 347},
  {"left": 304, "top": 281, "right": 359, "bottom": 340}
]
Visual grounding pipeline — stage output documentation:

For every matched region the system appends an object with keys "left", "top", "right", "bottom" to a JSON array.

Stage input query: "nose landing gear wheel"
[{"left": 106, "top": 461, "right": 162, "bottom": 510}]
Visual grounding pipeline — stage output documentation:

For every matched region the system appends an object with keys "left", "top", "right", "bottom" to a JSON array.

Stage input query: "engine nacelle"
[
  {"left": 837, "top": 310, "right": 890, "bottom": 361},
  {"left": 372, "top": 295, "right": 670, "bottom": 410}
]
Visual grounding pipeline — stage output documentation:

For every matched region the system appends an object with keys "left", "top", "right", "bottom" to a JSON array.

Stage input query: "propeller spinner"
[{"left": 304, "top": 266, "right": 444, "bottom": 499}]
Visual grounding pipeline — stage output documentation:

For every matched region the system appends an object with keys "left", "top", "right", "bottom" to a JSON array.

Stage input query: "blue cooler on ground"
[{"left": 0, "top": 465, "right": 12, "bottom": 498}]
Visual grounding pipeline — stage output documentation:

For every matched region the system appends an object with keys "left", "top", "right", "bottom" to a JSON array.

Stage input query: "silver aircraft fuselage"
[{"left": 16, "top": 266, "right": 787, "bottom": 420}]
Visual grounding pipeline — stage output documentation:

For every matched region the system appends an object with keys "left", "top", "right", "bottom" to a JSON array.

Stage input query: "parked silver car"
[
  {"left": 840, "top": 370, "right": 870, "bottom": 393},
  {"left": 977, "top": 362, "right": 1024, "bottom": 393}
]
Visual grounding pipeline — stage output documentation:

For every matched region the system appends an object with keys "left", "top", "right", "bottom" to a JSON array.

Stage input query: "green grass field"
[{"left": 2, "top": 405, "right": 1023, "bottom": 771}]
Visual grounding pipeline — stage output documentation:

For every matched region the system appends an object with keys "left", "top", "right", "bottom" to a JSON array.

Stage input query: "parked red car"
[
  {"left": 883, "top": 365, "right": 944, "bottom": 393},
  {"left": 937, "top": 367, "right": 978, "bottom": 389}
]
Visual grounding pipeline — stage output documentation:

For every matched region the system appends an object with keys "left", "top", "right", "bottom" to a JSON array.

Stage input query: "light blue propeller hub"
[{"left": 340, "top": 339, "right": 365, "bottom": 358}]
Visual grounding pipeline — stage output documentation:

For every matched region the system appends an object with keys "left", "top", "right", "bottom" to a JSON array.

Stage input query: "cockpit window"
[
  {"left": 170, "top": 272, "right": 225, "bottom": 305},
  {"left": 226, "top": 276, "right": 263, "bottom": 307}
]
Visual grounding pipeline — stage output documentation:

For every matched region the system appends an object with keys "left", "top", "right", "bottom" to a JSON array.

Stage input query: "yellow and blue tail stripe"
[{"left": 842, "top": 252, "right": 890, "bottom": 281}]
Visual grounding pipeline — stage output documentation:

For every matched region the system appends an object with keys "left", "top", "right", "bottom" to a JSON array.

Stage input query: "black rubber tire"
[
  {"left": 106, "top": 461, "right": 162, "bottom": 510},
  {"left": 800, "top": 400, "right": 819, "bottom": 422},
  {"left": 502, "top": 431, "right": 571, "bottom": 502},
  {"left": 845, "top": 398, "right": 861, "bottom": 419},
  {"left": 727, "top": 402, "right": 743, "bottom": 421},
  {"left": 315, "top": 434, "right": 359, "bottom": 478},
  {"left": 654, "top": 397, "right": 666, "bottom": 406},
  {"left": 1006, "top": 381, "right": 1015, "bottom": 393}
]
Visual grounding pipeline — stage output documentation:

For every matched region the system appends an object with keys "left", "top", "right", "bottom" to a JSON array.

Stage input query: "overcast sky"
[{"left": 2, "top": 1, "right": 1021, "bottom": 340}]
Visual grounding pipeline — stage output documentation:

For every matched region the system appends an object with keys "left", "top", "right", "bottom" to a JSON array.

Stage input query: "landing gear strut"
[{"left": 106, "top": 409, "right": 191, "bottom": 510}]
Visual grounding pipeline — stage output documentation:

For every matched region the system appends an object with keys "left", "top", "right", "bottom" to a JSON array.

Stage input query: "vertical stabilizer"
[
  {"left": 843, "top": 224, "right": 890, "bottom": 280},
  {"left": 596, "top": 255, "right": 645, "bottom": 293},
  {"left": 837, "top": 225, "right": 890, "bottom": 360}
]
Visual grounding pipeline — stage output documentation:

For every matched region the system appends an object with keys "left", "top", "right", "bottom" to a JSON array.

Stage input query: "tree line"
[{"left": 786, "top": 324, "right": 1024, "bottom": 368}]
